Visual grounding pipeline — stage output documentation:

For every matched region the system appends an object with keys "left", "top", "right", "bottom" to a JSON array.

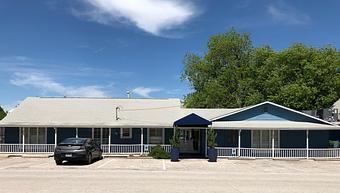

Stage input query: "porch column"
[
  {"left": 272, "top": 130, "right": 275, "bottom": 159},
  {"left": 238, "top": 129, "right": 241, "bottom": 157},
  {"left": 54, "top": 128, "right": 57, "bottom": 147},
  {"left": 22, "top": 127, "right": 25, "bottom": 153},
  {"left": 75, "top": 128, "right": 78, "bottom": 138},
  {"left": 108, "top": 128, "right": 111, "bottom": 154},
  {"left": 306, "top": 130, "right": 309, "bottom": 159},
  {"left": 140, "top": 128, "right": 144, "bottom": 155},
  {"left": 205, "top": 128, "right": 208, "bottom": 157},
  {"left": 100, "top": 128, "right": 103, "bottom": 144}
]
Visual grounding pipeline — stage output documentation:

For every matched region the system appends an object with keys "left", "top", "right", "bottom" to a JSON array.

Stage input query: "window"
[
  {"left": 20, "top": 128, "right": 47, "bottom": 144},
  {"left": 120, "top": 128, "right": 132, "bottom": 139},
  {"left": 59, "top": 138, "right": 86, "bottom": 145},
  {"left": 93, "top": 128, "right": 101, "bottom": 144},
  {"left": 93, "top": 128, "right": 110, "bottom": 144},
  {"left": 102, "top": 128, "right": 109, "bottom": 144},
  {"left": 149, "top": 128, "right": 163, "bottom": 144},
  {"left": 251, "top": 130, "right": 279, "bottom": 148}
]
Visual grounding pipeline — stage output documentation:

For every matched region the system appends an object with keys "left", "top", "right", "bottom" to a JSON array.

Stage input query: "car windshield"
[{"left": 59, "top": 138, "right": 86, "bottom": 145}]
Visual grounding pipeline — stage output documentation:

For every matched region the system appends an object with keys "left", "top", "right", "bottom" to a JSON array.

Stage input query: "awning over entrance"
[
  {"left": 174, "top": 113, "right": 211, "bottom": 128},
  {"left": 212, "top": 120, "right": 340, "bottom": 130}
]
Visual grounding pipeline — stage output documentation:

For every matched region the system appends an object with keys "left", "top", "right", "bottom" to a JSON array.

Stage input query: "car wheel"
[
  {"left": 87, "top": 153, "right": 92, "bottom": 165},
  {"left": 55, "top": 160, "right": 63, "bottom": 165}
]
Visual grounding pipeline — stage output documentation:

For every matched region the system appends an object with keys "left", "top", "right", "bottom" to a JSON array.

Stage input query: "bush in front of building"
[{"left": 149, "top": 145, "right": 170, "bottom": 159}]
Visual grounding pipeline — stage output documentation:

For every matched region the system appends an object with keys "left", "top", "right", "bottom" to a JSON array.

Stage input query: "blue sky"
[{"left": 0, "top": 0, "right": 340, "bottom": 110}]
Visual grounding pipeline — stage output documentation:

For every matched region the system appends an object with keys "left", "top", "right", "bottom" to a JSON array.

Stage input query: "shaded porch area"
[{"left": 214, "top": 129, "right": 340, "bottom": 159}]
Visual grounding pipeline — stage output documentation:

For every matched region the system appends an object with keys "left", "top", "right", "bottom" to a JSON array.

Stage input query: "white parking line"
[
  {"left": 162, "top": 159, "right": 166, "bottom": 170},
  {"left": 96, "top": 159, "right": 115, "bottom": 169}
]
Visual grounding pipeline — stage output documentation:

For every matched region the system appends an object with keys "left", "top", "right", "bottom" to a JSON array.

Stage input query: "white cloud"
[
  {"left": 267, "top": 3, "right": 310, "bottom": 25},
  {"left": 132, "top": 86, "right": 161, "bottom": 98},
  {"left": 72, "top": 0, "right": 197, "bottom": 36},
  {"left": 10, "top": 72, "right": 107, "bottom": 97}
]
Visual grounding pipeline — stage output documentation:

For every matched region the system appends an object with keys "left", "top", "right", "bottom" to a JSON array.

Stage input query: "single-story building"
[{"left": 0, "top": 97, "right": 339, "bottom": 159}]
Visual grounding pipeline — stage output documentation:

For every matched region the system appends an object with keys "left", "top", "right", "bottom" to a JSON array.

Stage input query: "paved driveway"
[{"left": 0, "top": 157, "right": 340, "bottom": 193}]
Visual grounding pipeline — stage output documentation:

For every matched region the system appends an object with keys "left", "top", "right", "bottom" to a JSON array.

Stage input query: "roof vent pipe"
[
  {"left": 115, "top": 107, "right": 120, "bottom": 120},
  {"left": 127, "top": 91, "right": 131, "bottom": 99}
]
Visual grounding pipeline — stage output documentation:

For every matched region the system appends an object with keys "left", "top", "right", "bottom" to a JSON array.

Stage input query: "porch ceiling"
[{"left": 211, "top": 120, "right": 340, "bottom": 130}]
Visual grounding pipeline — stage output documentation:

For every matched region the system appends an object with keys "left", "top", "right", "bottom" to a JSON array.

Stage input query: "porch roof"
[{"left": 211, "top": 120, "right": 340, "bottom": 130}]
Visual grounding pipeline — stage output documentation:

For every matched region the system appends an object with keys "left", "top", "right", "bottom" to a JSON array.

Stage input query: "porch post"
[
  {"left": 238, "top": 129, "right": 241, "bottom": 157},
  {"left": 205, "top": 128, "right": 208, "bottom": 157},
  {"left": 54, "top": 128, "right": 57, "bottom": 147},
  {"left": 272, "top": 130, "right": 275, "bottom": 159},
  {"left": 140, "top": 128, "right": 144, "bottom": 155},
  {"left": 108, "top": 128, "right": 111, "bottom": 154},
  {"left": 100, "top": 128, "right": 103, "bottom": 144},
  {"left": 306, "top": 130, "right": 309, "bottom": 159},
  {"left": 75, "top": 128, "right": 78, "bottom": 138},
  {"left": 22, "top": 127, "right": 25, "bottom": 153}
]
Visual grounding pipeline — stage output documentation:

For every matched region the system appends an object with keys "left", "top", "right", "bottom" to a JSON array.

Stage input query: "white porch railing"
[
  {"left": 216, "top": 147, "right": 238, "bottom": 157},
  {"left": 0, "top": 144, "right": 55, "bottom": 153},
  {"left": 275, "top": 148, "right": 307, "bottom": 158},
  {"left": 217, "top": 147, "right": 340, "bottom": 159},
  {"left": 3, "top": 144, "right": 340, "bottom": 158},
  {"left": 101, "top": 144, "right": 142, "bottom": 154},
  {"left": 0, "top": 144, "right": 172, "bottom": 155},
  {"left": 309, "top": 148, "right": 340, "bottom": 158},
  {"left": 240, "top": 148, "right": 272, "bottom": 158},
  {"left": 101, "top": 144, "right": 172, "bottom": 155},
  {"left": 0, "top": 144, "right": 24, "bottom": 153},
  {"left": 143, "top": 144, "right": 171, "bottom": 154}
]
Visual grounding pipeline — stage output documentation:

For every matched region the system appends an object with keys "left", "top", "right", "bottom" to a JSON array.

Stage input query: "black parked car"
[{"left": 54, "top": 138, "right": 103, "bottom": 165}]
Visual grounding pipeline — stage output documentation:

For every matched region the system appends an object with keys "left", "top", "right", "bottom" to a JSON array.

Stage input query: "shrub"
[
  {"left": 170, "top": 129, "right": 180, "bottom": 148},
  {"left": 149, "top": 145, "right": 170, "bottom": 159},
  {"left": 207, "top": 128, "right": 217, "bottom": 148}
]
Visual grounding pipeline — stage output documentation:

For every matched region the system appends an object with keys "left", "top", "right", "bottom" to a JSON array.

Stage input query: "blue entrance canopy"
[{"left": 174, "top": 113, "right": 212, "bottom": 127}]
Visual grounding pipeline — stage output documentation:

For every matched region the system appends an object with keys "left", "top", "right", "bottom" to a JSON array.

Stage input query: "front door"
[{"left": 179, "top": 129, "right": 200, "bottom": 153}]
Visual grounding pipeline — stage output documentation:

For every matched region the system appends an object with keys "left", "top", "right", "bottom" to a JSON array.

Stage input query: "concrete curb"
[{"left": 0, "top": 154, "right": 53, "bottom": 158}]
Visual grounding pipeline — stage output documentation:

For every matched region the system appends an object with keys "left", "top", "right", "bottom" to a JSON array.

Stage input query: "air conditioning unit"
[{"left": 321, "top": 108, "right": 339, "bottom": 122}]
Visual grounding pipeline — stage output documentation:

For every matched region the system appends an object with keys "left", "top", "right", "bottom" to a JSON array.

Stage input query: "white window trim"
[{"left": 120, "top": 128, "right": 132, "bottom": 139}]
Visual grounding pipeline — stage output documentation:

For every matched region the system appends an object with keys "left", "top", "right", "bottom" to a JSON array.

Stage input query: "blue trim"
[
  {"left": 216, "top": 103, "right": 327, "bottom": 124},
  {"left": 110, "top": 128, "right": 141, "bottom": 144},
  {"left": 4, "top": 127, "right": 19, "bottom": 144},
  {"left": 164, "top": 128, "right": 173, "bottom": 144}
]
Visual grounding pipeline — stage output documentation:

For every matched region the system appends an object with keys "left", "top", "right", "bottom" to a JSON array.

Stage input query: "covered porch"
[
  {"left": 211, "top": 101, "right": 340, "bottom": 159},
  {"left": 214, "top": 129, "right": 340, "bottom": 159},
  {"left": 0, "top": 127, "right": 172, "bottom": 155}
]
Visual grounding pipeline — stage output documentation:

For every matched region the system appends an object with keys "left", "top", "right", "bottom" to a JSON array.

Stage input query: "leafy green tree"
[
  {"left": 182, "top": 29, "right": 340, "bottom": 110},
  {"left": 0, "top": 106, "right": 6, "bottom": 120}
]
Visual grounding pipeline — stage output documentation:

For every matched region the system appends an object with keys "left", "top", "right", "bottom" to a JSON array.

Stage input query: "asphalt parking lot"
[{"left": 0, "top": 157, "right": 340, "bottom": 193}]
